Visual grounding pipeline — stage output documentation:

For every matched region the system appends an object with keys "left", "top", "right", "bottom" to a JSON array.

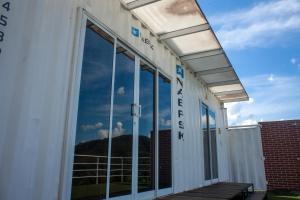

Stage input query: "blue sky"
[{"left": 198, "top": 0, "right": 300, "bottom": 125}]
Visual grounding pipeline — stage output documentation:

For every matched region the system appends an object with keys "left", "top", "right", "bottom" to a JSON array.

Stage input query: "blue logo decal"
[
  {"left": 176, "top": 65, "right": 184, "bottom": 79},
  {"left": 131, "top": 27, "right": 140, "bottom": 37}
]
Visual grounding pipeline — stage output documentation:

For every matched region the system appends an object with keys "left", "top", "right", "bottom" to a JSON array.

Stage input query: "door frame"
[
  {"left": 201, "top": 102, "right": 219, "bottom": 186},
  {"left": 60, "top": 9, "right": 174, "bottom": 200}
]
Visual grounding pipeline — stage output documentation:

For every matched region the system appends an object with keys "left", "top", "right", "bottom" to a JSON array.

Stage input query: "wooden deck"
[{"left": 156, "top": 182, "right": 265, "bottom": 200}]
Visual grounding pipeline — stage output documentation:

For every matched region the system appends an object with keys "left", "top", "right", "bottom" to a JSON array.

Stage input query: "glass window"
[
  {"left": 209, "top": 111, "right": 218, "bottom": 179},
  {"left": 109, "top": 43, "right": 135, "bottom": 197},
  {"left": 202, "top": 104, "right": 211, "bottom": 180},
  {"left": 201, "top": 103, "right": 218, "bottom": 181},
  {"left": 71, "top": 20, "right": 114, "bottom": 200},
  {"left": 138, "top": 61, "right": 156, "bottom": 192},
  {"left": 158, "top": 73, "right": 172, "bottom": 189}
]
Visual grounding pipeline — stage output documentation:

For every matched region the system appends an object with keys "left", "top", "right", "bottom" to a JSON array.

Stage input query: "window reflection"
[
  {"left": 158, "top": 74, "right": 172, "bottom": 189},
  {"left": 71, "top": 20, "right": 114, "bottom": 200},
  {"left": 201, "top": 104, "right": 218, "bottom": 181},
  {"left": 209, "top": 111, "right": 218, "bottom": 179},
  {"left": 138, "top": 61, "right": 155, "bottom": 192},
  {"left": 202, "top": 104, "right": 211, "bottom": 180},
  {"left": 109, "top": 44, "right": 135, "bottom": 197},
  {"left": 72, "top": 20, "right": 175, "bottom": 199}
]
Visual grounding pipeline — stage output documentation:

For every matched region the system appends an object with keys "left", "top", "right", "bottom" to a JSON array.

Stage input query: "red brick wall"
[{"left": 259, "top": 120, "right": 300, "bottom": 191}]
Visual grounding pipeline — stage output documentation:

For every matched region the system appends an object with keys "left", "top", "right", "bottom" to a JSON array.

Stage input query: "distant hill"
[{"left": 75, "top": 135, "right": 154, "bottom": 157}]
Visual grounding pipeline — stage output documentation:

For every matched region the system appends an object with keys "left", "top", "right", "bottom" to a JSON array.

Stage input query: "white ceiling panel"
[
  {"left": 185, "top": 54, "right": 229, "bottom": 72},
  {"left": 130, "top": 0, "right": 207, "bottom": 34},
  {"left": 121, "top": 0, "right": 249, "bottom": 103},
  {"left": 165, "top": 30, "right": 220, "bottom": 56},
  {"left": 201, "top": 71, "right": 237, "bottom": 84}
]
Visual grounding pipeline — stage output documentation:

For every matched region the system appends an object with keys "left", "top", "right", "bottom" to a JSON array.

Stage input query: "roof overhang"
[{"left": 121, "top": 0, "right": 249, "bottom": 103}]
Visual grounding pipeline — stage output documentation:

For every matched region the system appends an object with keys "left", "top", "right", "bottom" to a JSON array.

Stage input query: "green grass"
[{"left": 268, "top": 191, "right": 300, "bottom": 200}]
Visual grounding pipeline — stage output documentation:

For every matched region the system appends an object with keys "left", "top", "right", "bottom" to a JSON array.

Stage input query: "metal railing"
[{"left": 72, "top": 154, "right": 151, "bottom": 184}]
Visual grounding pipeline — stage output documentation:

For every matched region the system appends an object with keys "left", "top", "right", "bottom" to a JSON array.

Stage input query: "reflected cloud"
[
  {"left": 81, "top": 122, "right": 103, "bottom": 131},
  {"left": 113, "top": 121, "right": 125, "bottom": 137},
  {"left": 98, "top": 129, "right": 109, "bottom": 139},
  {"left": 117, "top": 86, "right": 126, "bottom": 96},
  {"left": 160, "top": 118, "right": 171, "bottom": 127}
]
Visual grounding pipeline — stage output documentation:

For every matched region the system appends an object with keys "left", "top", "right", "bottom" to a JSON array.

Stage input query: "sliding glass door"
[
  {"left": 70, "top": 17, "right": 172, "bottom": 200},
  {"left": 71, "top": 20, "right": 114, "bottom": 200},
  {"left": 109, "top": 43, "right": 136, "bottom": 198},
  {"left": 138, "top": 61, "right": 156, "bottom": 193},
  {"left": 158, "top": 74, "right": 172, "bottom": 191},
  {"left": 201, "top": 104, "right": 218, "bottom": 183}
]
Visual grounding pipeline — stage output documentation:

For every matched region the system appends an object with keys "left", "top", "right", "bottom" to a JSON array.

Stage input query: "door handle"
[{"left": 131, "top": 104, "right": 136, "bottom": 116}]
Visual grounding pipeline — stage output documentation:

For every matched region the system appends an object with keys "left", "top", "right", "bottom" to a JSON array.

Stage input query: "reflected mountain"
[{"left": 75, "top": 135, "right": 151, "bottom": 156}]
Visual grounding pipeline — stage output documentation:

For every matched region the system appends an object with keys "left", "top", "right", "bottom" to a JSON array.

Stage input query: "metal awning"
[{"left": 121, "top": 0, "right": 249, "bottom": 103}]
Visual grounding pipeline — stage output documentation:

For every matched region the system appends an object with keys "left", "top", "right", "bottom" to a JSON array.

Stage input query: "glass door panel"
[
  {"left": 138, "top": 61, "right": 156, "bottom": 193},
  {"left": 209, "top": 111, "right": 218, "bottom": 179},
  {"left": 71, "top": 17, "right": 174, "bottom": 200},
  {"left": 201, "top": 104, "right": 218, "bottom": 182},
  {"left": 202, "top": 104, "right": 211, "bottom": 181},
  {"left": 71, "top": 20, "right": 114, "bottom": 200},
  {"left": 109, "top": 44, "right": 135, "bottom": 198},
  {"left": 158, "top": 74, "right": 172, "bottom": 190}
]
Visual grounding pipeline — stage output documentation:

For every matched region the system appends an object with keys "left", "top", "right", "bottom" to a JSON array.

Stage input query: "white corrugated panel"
[
  {"left": 165, "top": 31, "right": 220, "bottom": 56},
  {"left": 210, "top": 84, "right": 244, "bottom": 93},
  {"left": 172, "top": 68, "right": 232, "bottom": 193},
  {"left": 0, "top": 0, "right": 248, "bottom": 200},
  {"left": 227, "top": 126, "right": 267, "bottom": 190},
  {"left": 184, "top": 54, "right": 229, "bottom": 71},
  {"left": 202, "top": 71, "right": 237, "bottom": 84},
  {"left": 129, "top": 0, "right": 207, "bottom": 34}
]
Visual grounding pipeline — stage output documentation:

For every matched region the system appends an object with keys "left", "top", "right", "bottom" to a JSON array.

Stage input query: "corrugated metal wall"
[
  {"left": 172, "top": 69, "right": 231, "bottom": 193},
  {"left": 0, "top": 0, "right": 240, "bottom": 199},
  {"left": 0, "top": 0, "right": 74, "bottom": 199},
  {"left": 227, "top": 126, "right": 267, "bottom": 190}
]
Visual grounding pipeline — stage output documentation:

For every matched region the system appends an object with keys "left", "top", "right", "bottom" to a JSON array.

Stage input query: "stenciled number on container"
[{"left": 0, "top": 1, "right": 11, "bottom": 55}]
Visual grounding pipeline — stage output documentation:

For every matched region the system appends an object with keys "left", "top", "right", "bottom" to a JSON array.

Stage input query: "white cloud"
[
  {"left": 267, "top": 74, "right": 275, "bottom": 82},
  {"left": 160, "top": 118, "right": 172, "bottom": 127},
  {"left": 113, "top": 121, "right": 125, "bottom": 137},
  {"left": 291, "top": 58, "right": 297, "bottom": 64},
  {"left": 241, "top": 119, "right": 258, "bottom": 126},
  {"left": 81, "top": 122, "right": 103, "bottom": 131},
  {"left": 225, "top": 74, "right": 300, "bottom": 126},
  {"left": 248, "top": 98, "right": 254, "bottom": 103},
  {"left": 117, "top": 86, "right": 125, "bottom": 96},
  {"left": 211, "top": 0, "right": 300, "bottom": 49},
  {"left": 289, "top": 57, "right": 300, "bottom": 70},
  {"left": 98, "top": 129, "right": 109, "bottom": 139}
]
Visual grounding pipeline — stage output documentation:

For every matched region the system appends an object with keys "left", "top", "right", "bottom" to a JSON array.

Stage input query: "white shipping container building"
[{"left": 0, "top": 0, "right": 267, "bottom": 200}]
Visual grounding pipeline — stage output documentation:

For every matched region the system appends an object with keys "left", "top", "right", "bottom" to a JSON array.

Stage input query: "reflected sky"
[
  {"left": 158, "top": 73, "right": 172, "bottom": 189},
  {"left": 75, "top": 30, "right": 172, "bottom": 145},
  {"left": 158, "top": 75, "right": 172, "bottom": 130},
  {"left": 75, "top": 27, "right": 114, "bottom": 145},
  {"left": 139, "top": 66, "right": 155, "bottom": 137},
  {"left": 209, "top": 110, "right": 216, "bottom": 129},
  {"left": 111, "top": 46, "right": 135, "bottom": 138}
]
